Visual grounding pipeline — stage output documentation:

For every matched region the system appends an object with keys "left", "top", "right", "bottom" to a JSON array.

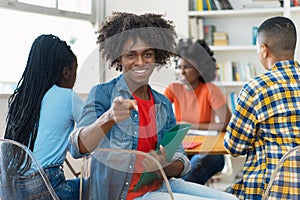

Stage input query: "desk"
[{"left": 183, "top": 132, "right": 228, "bottom": 155}]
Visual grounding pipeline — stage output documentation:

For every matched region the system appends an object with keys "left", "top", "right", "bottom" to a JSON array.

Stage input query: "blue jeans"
[
  {"left": 183, "top": 154, "right": 225, "bottom": 184},
  {"left": 135, "top": 178, "right": 238, "bottom": 200},
  {"left": 45, "top": 166, "right": 81, "bottom": 199},
  {"left": 10, "top": 165, "right": 81, "bottom": 200}
]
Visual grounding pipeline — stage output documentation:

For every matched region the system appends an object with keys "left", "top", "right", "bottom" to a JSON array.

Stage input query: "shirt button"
[
  {"left": 125, "top": 182, "right": 129, "bottom": 185},
  {"left": 129, "top": 165, "right": 132, "bottom": 169},
  {"left": 134, "top": 132, "right": 137, "bottom": 135},
  {"left": 134, "top": 114, "right": 137, "bottom": 117}
]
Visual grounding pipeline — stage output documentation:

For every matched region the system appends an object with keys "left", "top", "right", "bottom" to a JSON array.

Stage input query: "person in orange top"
[{"left": 164, "top": 38, "right": 232, "bottom": 184}]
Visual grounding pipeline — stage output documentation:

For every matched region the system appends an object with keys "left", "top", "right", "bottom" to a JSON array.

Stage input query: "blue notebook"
[{"left": 133, "top": 123, "right": 192, "bottom": 192}]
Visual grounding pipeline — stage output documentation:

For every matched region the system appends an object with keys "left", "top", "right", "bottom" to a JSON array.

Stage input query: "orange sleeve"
[{"left": 163, "top": 84, "right": 174, "bottom": 103}]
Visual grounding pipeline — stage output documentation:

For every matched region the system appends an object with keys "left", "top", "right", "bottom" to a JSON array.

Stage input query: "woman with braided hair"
[{"left": 4, "top": 34, "right": 84, "bottom": 199}]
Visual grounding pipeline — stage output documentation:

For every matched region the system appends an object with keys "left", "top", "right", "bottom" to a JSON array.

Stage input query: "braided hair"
[
  {"left": 96, "top": 12, "right": 177, "bottom": 71},
  {"left": 175, "top": 38, "right": 217, "bottom": 83},
  {"left": 4, "top": 34, "right": 75, "bottom": 173}
]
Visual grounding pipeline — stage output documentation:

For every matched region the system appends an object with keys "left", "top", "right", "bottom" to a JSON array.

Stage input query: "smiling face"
[
  {"left": 176, "top": 58, "right": 200, "bottom": 90},
  {"left": 120, "top": 37, "right": 156, "bottom": 90}
]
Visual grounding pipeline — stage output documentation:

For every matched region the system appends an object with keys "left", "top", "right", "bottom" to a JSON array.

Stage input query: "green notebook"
[{"left": 133, "top": 123, "right": 192, "bottom": 192}]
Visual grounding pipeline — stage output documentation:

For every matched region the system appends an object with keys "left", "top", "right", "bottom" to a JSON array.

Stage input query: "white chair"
[
  {"left": 0, "top": 138, "right": 59, "bottom": 200},
  {"left": 262, "top": 146, "right": 300, "bottom": 200},
  {"left": 80, "top": 147, "right": 174, "bottom": 200}
]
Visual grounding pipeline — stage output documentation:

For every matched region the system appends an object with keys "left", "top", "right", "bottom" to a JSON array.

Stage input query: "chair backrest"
[
  {"left": 0, "top": 138, "right": 59, "bottom": 200},
  {"left": 80, "top": 147, "right": 174, "bottom": 200},
  {"left": 262, "top": 146, "right": 300, "bottom": 200}
]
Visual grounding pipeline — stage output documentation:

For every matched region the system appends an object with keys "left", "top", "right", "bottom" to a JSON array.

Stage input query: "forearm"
[{"left": 78, "top": 110, "right": 115, "bottom": 154}]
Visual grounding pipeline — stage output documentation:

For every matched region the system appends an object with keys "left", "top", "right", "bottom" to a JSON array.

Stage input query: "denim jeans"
[
  {"left": 8, "top": 165, "right": 81, "bottom": 200},
  {"left": 45, "top": 166, "right": 81, "bottom": 200},
  {"left": 183, "top": 154, "right": 225, "bottom": 185},
  {"left": 135, "top": 178, "right": 238, "bottom": 200}
]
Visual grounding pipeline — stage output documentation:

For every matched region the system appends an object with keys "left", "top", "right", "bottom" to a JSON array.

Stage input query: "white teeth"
[{"left": 133, "top": 69, "right": 147, "bottom": 74}]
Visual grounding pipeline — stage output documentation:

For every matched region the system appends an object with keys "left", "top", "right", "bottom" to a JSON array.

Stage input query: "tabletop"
[{"left": 183, "top": 132, "right": 228, "bottom": 155}]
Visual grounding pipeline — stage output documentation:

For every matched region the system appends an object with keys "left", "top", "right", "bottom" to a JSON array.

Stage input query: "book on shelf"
[
  {"left": 212, "top": 0, "right": 233, "bottom": 10},
  {"left": 203, "top": 0, "right": 208, "bottom": 10},
  {"left": 209, "top": 0, "right": 218, "bottom": 10},
  {"left": 213, "top": 32, "right": 228, "bottom": 46},
  {"left": 189, "top": 17, "right": 204, "bottom": 40},
  {"left": 232, "top": 61, "right": 241, "bottom": 82},
  {"left": 204, "top": 24, "right": 216, "bottom": 45},
  {"left": 189, "top": 0, "right": 204, "bottom": 11},
  {"left": 189, "top": 0, "right": 197, "bottom": 10},
  {"left": 221, "top": 0, "right": 233, "bottom": 9},
  {"left": 197, "top": 0, "right": 204, "bottom": 10},
  {"left": 227, "top": 92, "right": 238, "bottom": 112},
  {"left": 217, "top": 61, "right": 257, "bottom": 82},
  {"left": 293, "top": 0, "right": 299, "bottom": 6}
]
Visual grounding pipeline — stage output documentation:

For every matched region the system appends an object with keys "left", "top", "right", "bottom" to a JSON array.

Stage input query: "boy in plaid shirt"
[{"left": 225, "top": 16, "right": 300, "bottom": 199}]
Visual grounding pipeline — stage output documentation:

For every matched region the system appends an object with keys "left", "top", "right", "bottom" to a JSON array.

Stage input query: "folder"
[
  {"left": 133, "top": 123, "right": 192, "bottom": 192},
  {"left": 182, "top": 141, "right": 202, "bottom": 149}
]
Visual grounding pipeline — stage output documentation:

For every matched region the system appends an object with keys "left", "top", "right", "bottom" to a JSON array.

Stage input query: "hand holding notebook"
[{"left": 133, "top": 123, "right": 192, "bottom": 192}]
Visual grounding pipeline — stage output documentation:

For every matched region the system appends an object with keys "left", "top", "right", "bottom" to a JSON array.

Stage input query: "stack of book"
[
  {"left": 189, "top": 0, "right": 233, "bottom": 11},
  {"left": 213, "top": 32, "right": 228, "bottom": 46}
]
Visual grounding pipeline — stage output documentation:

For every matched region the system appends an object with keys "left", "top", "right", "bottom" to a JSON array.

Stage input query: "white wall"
[
  {"left": 0, "top": 94, "right": 8, "bottom": 137},
  {"left": 105, "top": 0, "right": 188, "bottom": 36}
]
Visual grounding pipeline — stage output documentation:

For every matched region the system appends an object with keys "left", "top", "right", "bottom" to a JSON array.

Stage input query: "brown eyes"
[
  {"left": 124, "top": 51, "right": 154, "bottom": 59},
  {"left": 175, "top": 65, "right": 193, "bottom": 70}
]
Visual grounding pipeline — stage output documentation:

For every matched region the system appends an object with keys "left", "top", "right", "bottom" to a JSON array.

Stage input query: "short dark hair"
[
  {"left": 175, "top": 38, "right": 217, "bottom": 82},
  {"left": 258, "top": 16, "right": 297, "bottom": 57},
  {"left": 96, "top": 12, "right": 177, "bottom": 71}
]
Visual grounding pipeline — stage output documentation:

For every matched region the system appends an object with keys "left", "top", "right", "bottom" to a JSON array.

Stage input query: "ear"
[
  {"left": 261, "top": 44, "right": 269, "bottom": 58},
  {"left": 62, "top": 66, "right": 70, "bottom": 80}
]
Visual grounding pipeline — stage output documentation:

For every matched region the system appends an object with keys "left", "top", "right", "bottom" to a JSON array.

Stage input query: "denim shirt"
[{"left": 70, "top": 75, "right": 191, "bottom": 199}]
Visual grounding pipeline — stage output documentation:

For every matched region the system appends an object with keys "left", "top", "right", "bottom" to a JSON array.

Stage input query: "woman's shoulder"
[
  {"left": 166, "top": 82, "right": 185, "bottom": 92},
  {"left": 168, "top": 82, "right": 182, "bottom": 88}
]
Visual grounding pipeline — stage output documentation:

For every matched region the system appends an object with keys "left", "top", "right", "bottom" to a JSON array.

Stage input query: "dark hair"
[
  {"left": 5, "top": 34, "right": 75, "bottom": 151},
  {"left": 175, "top": 38, "right": 217, "bottom": 82},
  {"left": 258, "top": 16, "right": 296, "bottom": 57},
  {"left": 96, "top": 12, "right": 177, "bottom": 71}
]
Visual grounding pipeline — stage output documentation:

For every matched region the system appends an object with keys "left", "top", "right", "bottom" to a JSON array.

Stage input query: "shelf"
[
  {"left": 188, "top": 8, "right": 284, "bottom": 18},
  {"left": 210, "top": 45, "right": 256, "bottom": 51},
  {"left": 290, "top": 6, "right": 300, "bottom": 12}
]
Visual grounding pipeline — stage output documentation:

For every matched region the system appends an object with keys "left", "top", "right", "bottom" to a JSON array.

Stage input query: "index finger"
[
  {"left": 159, "top": 145, "right": 166, "bottom": 157},
  {"left": 129, "top": 100, "right": 138, "bottom": 111}
]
